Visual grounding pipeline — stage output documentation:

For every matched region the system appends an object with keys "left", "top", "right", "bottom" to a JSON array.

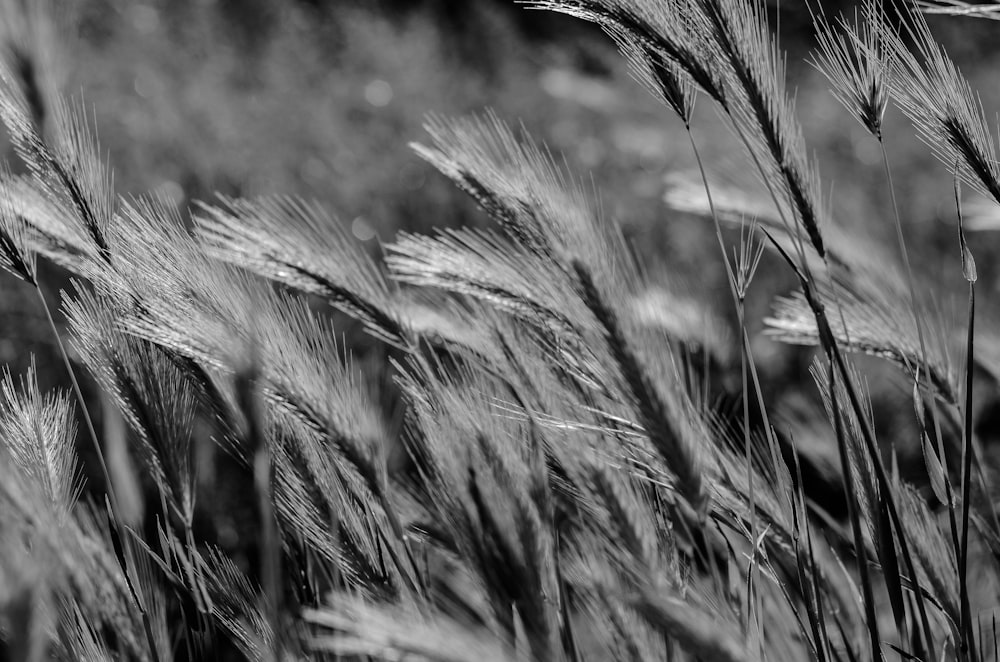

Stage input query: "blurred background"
[
  {"left": 0, "top": 1, "right": 997, "bottom": 330},
  {"left": 5, "top": 0, "right": 995, "bottom": 343},
  {"left": 17, "top": 2, "right": 998, "bottom": 385},
  {"left": 4, "top": 0, "right": 1000, "bottom": 611}
]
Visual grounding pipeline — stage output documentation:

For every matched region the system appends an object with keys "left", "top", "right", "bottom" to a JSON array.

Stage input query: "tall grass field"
[{"left": 2, "top": 0, "right": 1000, "bottom": 660}]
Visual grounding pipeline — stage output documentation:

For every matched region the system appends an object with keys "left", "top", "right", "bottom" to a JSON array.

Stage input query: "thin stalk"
[
  {"left": 685, "top": 128, "right": 740, "bottom": 302},
  {"left": 737, "top": 298, "right": 760, "bottom": 642},
  {"left": 689, "top": 117, "right": 836, "bottom": 648},
  {"left": 790, "top": 444, "right": 829, "bottom": 662},
  {"left": 37, "top": 285, "right": 107, "bottom": 494},
  {"left": 741, "top": 327, "right": 783, "bottom": 509},
  {"left": 959, "top": 279, "right": 976, "bottom": 658},
  {"left": 702, "top": 55, "right": 935, "bottom": 650},
  {"left": 827, "top": 313, "right": 935, "bottom": 660},
  {"left": 36, "top": 284, "right": 162, "bottom": 662},
  {"left": 881, "top": 140, "right": 971, "bottom": 641},
  {"left": 255, "top": 422, "right": 281, "bottom": 661},
  {"left": 804, "top": 492, "right": 835, "bottom": 662},
  {"left": 956, "top": 174, "right": 978, "bottom": 659},
  {"left": 879, "top": 137, "right": 930, "bottom": 381},
  {"left": 887, "top": 129, "right": 968, "bottom": 552},
  {"left": 691, "top": 29, "right": 934, "bottom": 654},
  {"left": 742, "top": 319, "right": 769, "bottom": 661},
  {"left": 950, "top": 167, "right": 981, "bottom": 659},
  {"left": 255, "top": 445, "right": 280, "bottom": 662},
  {"left": 698, "top": 104, "right": 877, "bottom": 651},
  {"left": 686, "top": 126, "right": 759, "bottom": 633},
  {"left": 828, "top": 362, "right": 882, "bottom": 662},
  {"left": 767, "top": 235, "right": 936, "bottom": 659},
  {"left": 926, "top": 395, "right": 965, "bottom": 631}
]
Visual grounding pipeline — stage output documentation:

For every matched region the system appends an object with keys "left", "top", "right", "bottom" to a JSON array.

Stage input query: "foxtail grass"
[{"left": 3, "top": 1, "right": 1000, "bottom": 660}]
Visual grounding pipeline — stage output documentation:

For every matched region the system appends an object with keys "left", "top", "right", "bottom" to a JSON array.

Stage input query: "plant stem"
[
  {"left": 829, "top": 362, "right": 882, "bottom": 662},
  {"left": 767, "top": 235, "right": 935, "bottom": 659},
  {"left": 686, "top": 126, "right": 759, "bottom": 631},
  {"left": 879, "top": 137, "right": 930, "bottom": 373},
  {"left": 36, "top": 285, "right": 108, "bottom": 496},
  {"left": 36, "top": 283, "right": 162, "bottom": 662},
  {"left": 237, "top": 352, "right": 281, "bottom": 662},
  {"left": 959, "top": 279, "right": 976, "bottom": 659}
]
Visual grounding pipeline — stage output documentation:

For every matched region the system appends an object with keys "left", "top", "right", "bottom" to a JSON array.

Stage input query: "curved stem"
[
  {"left": 36, "top": 283, "right": 162, "bottom": 662},
  {"left": 37, "top": 285, "right": 109, "bottom": 498}
]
